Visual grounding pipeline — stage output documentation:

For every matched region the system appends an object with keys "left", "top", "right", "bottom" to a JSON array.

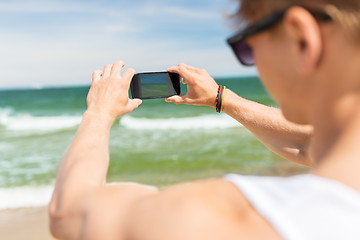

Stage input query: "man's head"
[{"left": 232, "top": 0, "right": 360, "bottom": 125}]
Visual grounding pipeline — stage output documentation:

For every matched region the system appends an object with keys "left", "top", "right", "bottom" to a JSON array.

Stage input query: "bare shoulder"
[
  {"left": 80, "top": 182, "right": 158, "bottom": 240},
  {"left": 125, "top": 178, "right": 282, "bottom": 240},
  {"left": 81, "top": 179, "right": 281, "bottom": 240}
]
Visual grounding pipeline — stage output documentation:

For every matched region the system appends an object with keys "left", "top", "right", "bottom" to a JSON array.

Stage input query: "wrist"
[
  {"left": 83, "top": 110, "right": 115, "bottom": 130},
  {"left": 208, "top": 85, "right": 220, "bottom": 109},
  {"left": 220, "top": 89, "right": 231, "bottom": 113}
]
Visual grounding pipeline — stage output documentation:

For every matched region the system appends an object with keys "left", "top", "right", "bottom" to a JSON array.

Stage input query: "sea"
[{"left": 0, "top": 76, "right": 306, "bottom": 210}]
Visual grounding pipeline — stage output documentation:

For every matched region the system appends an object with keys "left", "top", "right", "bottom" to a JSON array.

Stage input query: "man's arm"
[
  {"left": 166, "top": 63, "right": 314, "bottom": 167},
  {"left": 222, "top": 89, "right": 313, "bottom": 166},
  {"left": 48, "top": 61, "right": 145, "bottom": 239}
]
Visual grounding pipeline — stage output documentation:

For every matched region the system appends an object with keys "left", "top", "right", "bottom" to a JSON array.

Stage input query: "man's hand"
[
  {"left": 166, "top": 63, "right": 219, "bottom": 108},
  {"left": 86, "top": 60, "right": 142, "bottom": 125}
]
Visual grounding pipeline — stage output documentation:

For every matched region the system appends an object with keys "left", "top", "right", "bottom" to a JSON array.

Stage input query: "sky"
[{"left": 0, "top": 0, "right": 257, "bottom": 89}]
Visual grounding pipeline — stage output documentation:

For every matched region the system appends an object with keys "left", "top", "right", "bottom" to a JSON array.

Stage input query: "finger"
[
  {"left": 111, "top": 60, "right": 125, "bottom": 77},
  {"left": 125, "top": 99, "right": 142, "bottom": 113},
  {"left": 165, "top": 95, "right": 186, "bottom": 105},
  {"left": 178, "top": 63, "right": 199, "bottom": 72},
  {"left": 103, "top": 64, "right": 113, "bottom": 78},
  {"left": 167, "top": 66, "right": 180, "bottom": 74},
  {"left": 178, "top": 63, "right": 206, "bottom": 76},
  {"left": 177, "top": 65, "right": 195, "bottom": 84},
  {"left": 92, "top": 70, "right": 102, "bottom": 83},
  {"left": 122, "top": 68, "right": 136, "bottom": 87}
]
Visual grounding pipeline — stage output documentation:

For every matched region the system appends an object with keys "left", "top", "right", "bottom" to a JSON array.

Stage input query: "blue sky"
[{"left": 0, "top": 0, "right": 257, "bottom": 88}]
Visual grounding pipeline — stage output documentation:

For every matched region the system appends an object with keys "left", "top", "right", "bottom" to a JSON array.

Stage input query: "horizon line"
[{"left": 0, "top": 74, "right": 259, "bottom": 91}]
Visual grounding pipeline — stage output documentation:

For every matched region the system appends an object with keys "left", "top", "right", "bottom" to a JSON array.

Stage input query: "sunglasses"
[{"left": 227, "top": 9, "right": 332, "bottom": 66}]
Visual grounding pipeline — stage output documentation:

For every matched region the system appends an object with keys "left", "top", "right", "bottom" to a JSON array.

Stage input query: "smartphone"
[{"left": 130, "top": 72, "right": 181, "bottom": 100}]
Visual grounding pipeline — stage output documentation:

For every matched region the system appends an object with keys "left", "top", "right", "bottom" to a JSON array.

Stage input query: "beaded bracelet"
[
  {"left": 215, "top": 86, "right": 221, "bottom": 112},
  {"left": 216, "top": 85, "right": 226, "bottom": 113}
]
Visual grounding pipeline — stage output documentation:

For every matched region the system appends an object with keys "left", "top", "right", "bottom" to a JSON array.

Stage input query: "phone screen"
[{"left": 130, "top": 72, "right": 180, "bottom": 99}]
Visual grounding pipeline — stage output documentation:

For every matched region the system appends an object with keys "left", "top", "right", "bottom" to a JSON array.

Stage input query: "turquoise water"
[{"left": 0, "top": 76, "right": 299, "bottom": 190}]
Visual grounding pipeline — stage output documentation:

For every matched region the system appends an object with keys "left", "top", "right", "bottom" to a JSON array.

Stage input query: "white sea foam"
[
  {"left": 0, "top": 108, "right": 242, "bottom": 132},
  {"left": 120, "top": 114, "right": 242, "bottom": 130},
  {"left": 0, "top": 186, "right": 53, "bottom": 210},
  {"left": 4, "top": 115, "right": 82, "bottom": 131},
  {"left": 0, "top": 108, "right": 82, "bottom": 131}
]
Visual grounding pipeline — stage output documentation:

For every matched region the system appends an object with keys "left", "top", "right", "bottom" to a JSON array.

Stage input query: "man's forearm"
[
  {"left": 223, "top": 89, "right": 313, "bottom": 166},
  {"left": 50, "top": 111, "right": 114, "bottom": 215}
]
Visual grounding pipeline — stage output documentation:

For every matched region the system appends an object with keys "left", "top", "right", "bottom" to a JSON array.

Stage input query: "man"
[{"left": 49, "top": 0, "right": 360, "bottom": 239}]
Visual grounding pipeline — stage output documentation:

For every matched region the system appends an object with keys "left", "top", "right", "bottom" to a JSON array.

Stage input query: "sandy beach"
[{"left": 0, "top": 206, "right": 54, "bottom": 240}]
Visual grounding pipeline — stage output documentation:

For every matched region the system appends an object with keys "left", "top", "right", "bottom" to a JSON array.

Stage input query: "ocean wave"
[
  {"left": 0, "top": 107, "right": 242, "bottom": 132},
  {"left": 0, "top": 108, "right": 82, "bottom": 131},
  {"left": 0, "top": 186, "right": 53, "bottom": 210},
  {"left": 120, "top": 114, "right": 242, "bottom": 130}
]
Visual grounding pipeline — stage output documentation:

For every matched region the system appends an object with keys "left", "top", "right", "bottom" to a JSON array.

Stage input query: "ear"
[{"left": 283, "top": 7, "right": 323, "bottom": 75}]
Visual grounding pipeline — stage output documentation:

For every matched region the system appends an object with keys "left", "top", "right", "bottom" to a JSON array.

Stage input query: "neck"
[
  {"left": 310, "top": 71, "right": 360, "bottom": 191},
  {"left": 310, "top": 92, "right": 360, "bottom": 162},
  {"left": 314, "top": 104, "right": 360, "bottom": 191}
]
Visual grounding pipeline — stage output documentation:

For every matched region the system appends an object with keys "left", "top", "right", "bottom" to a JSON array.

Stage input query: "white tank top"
[{"left": 224, "top": 174, "right": 360, "bottom": 240}]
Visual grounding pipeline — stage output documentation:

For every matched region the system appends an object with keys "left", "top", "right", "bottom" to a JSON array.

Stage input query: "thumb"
[
  {"left": 125, "top": 99, "right": 142, "bottom": 113},
  {"left": 165, "top": 95, "right": 186, "bottom": 105}
]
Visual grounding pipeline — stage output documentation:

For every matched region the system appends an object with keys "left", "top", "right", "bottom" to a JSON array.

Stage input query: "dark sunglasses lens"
[{"left": 233, "top": 41, "right": 254, "bottom": 66}]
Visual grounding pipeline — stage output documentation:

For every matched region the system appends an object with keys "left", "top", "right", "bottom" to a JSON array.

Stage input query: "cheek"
[
  {"left": 254, "top": 43, "right": 310, "bottom": 124},
  {"left": 253, "top": 43, "right": 289, "bottom": 104}
]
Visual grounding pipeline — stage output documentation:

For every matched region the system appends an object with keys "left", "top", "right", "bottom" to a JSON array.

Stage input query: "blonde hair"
[{"left": 235, "top": 0, "right": 360, "bottom": 42}]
